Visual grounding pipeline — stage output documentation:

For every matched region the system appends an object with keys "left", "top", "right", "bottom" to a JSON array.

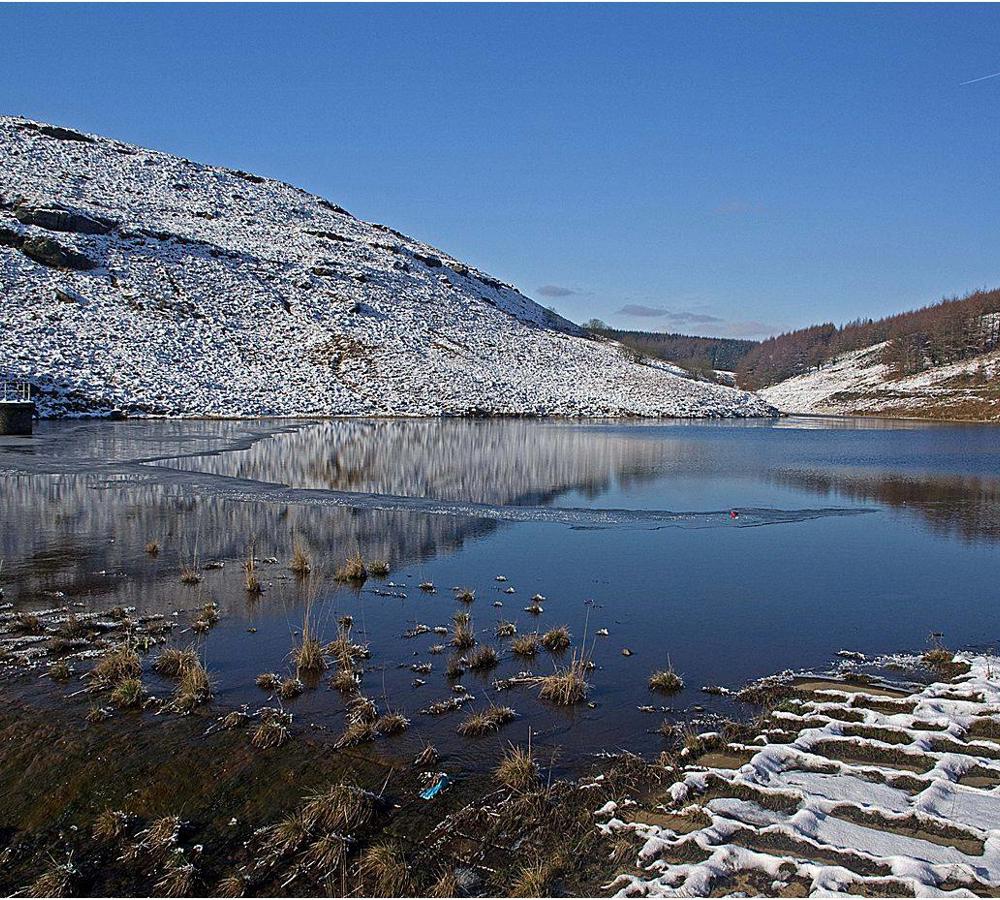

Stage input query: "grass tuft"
[
  {"left": 172, "top": 658, "right": 213, "bottom": 712},
  {"left": 512, "top": 633, "right": 540, "bottom": 657},
  {"left": 537, "top": 653, "right": 589, "bottom": 705},
  {"left": 155, "top": 647, "right": 199, "bottom": 678},
  {"left": 252, "top": 707, "right": 292, "bottom": 750},
  {"left": 334, "top": 550, "right": 367, "bottom": 582},
  {"left": 540, "top": 625, "right": 571, "bottom": 652},
  {"left": 454, "top": 587, "right": 475, "bottom": 603},
  {"left": 451, "top": 611, "right": 475, "bottom": 650},
  {"left": 457, "top": 705, "right": 516, "bottom": 736},
  {"left": 368, "top": 558, "right": 390, "bottom": 577},
  {"left": 145, "top": 540, "right": 160, "bottom": 556},
  {"left": 495, "top": 743, "right": 539, "bottom": 791},
  {"left": 357, "top": 840, "right": 412, "bottom": 897},
  {"left": 289, "top": 541, "right": 311, "bottom": 577},
  {"left": 110, "top": 676, "right": 146, "bottom": 709},
  {"left": 649, "top": 665, "right": 684, "bottom": 694},
  {"left": 467, "top": 645, "right": 499, "bottom": 671},
  {"left": 375, "top": 711, "right": 410, "bottom": 736}
]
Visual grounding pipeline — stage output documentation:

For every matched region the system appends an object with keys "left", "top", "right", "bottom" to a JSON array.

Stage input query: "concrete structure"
[{"left": 0, "top": 382, "right": 35, "bottom": 434}]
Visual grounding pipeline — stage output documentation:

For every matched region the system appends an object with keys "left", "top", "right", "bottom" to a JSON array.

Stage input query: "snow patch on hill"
[
  {"left": 760, "top": 344, "right": 1000, "bottom": 421},
  {"left": 0, "top": 116, "right": 773, "bottom": 420}
]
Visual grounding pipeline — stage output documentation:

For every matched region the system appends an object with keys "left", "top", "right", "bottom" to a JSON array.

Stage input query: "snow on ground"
[
  {"left": 760, "top": 344, "right": 1000, "bottom": 419},
  {"left": 0, "top": 117, "right": 773, "bottom": 420},
  {"left": 601, "top": 656, "right": 1000, "bottom": 897}
]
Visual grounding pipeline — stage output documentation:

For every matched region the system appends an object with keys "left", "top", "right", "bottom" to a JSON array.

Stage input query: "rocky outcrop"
[
  {"left": 20, "top": 235, "right": 96, "bottom": 271},
  {"left": 13, "top": 203, "right": 115, "bottom": 235}
]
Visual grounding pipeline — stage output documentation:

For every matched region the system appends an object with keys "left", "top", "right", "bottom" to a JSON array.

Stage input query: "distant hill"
[
  {"left": 0, "top": 116, "right": 773, "bottom": 419},
  {"left": 584, "top": 324, "right": 757, "bottom": 379},
  {"left": 751, "top": 288, "right": 1000, "bottom": 421}
]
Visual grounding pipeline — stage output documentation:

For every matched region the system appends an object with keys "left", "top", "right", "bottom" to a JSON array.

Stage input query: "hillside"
[
  {"left": 760, "top": 342, "right": 1000, "bottom": 420},
  {"left": 0, "top": 117, "right": 772, "bottom": 420}
]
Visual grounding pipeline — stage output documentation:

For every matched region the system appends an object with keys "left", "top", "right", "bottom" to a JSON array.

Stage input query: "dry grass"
[
  {"left": 541, "top": 625, "right": 571, "bottom": 652},
  {"left": 256, "top": 672, "right": 281, "bottom": 691},
  {"left": 495, "top": 743, "right": 539, "bottom": 791},
  {"left": 368, "top": 558, "right": 390, "bottom": 577},
  {"left": 244, "top": 543, "right": 263, "bottom": 595},
  {"left": 215, "top": 872, "right": 247, "bottom": 898},
  {"left": 27, "top": 854, "right": 77, "bottom": 898},
  {"left": 145, "top": 540, "right": 160, "bottom": 556},
  {"left": 289, "top": 541, "right": 311, "bottom": 577},
  {"left": 93, "top": 809, "right": 130, "bottom": 843},
  {"left": 649, "top": 665, "right": 684, "bottom": 694},
  {"left": 48, "top": 660, "right": 71, "bottom": 682},
  {"left": 428, "top": 868, "right": 460, "bottom": 898},
  {"left": 334, "top": 550, "right": 367, "bottom": 582},
  {"left": 495, "top": 619, "right": 517, "bottom": 638},
  {"left": 300, "top": 832, "right": 348, "bottom": 874},
  {"left": 58, "top": 614, "right": 89, "bottom": 639},
  {"left": 375, "top": 711, "right": 410, "bottom": 736},
  {"left": 335, "top": 719, "right": 376, "bottom": 749},
  {"left": 172, "top": 659, "right": 213, "bottom": 712},
  {"left": 302, "top": 783, "right": 376, "bottom": 833},
  {"left": 266, "top": 809, "right": 311, "bottom": 856},
  {"left": 445, "top": 656, "right": 465, "bottom": 679},
  {"left": 179, "top": 567, "right": 202, "bottom": 585},
  {"left": 357, "top": 840, "right": 412, "bottom": 897},
  {"left": 155, "top": 646, "right": 199, "bottom": 678},
  {"left": 451, "top": 611, "right": 475, "bottom": 650},
  {"left": 252, "top": 707, "right": 292, "bottom": 750},
  {"left": 537, "top": 653, "right": 589, "bottom": 705},
  {"left": 293, "top": 636, "right": 327, "bottom": 675},
  {"left": 454, "top": 587, "right": 476, "bottom": 603},
  {"left": 110, "top": 676, "right": 146, "bottom": 709},
  {"left": 347, "top": 695, "right": 379, "bottom": 724},
  {"left": 467, "top": 645, "right": 499, "bottom": 671},
  {"left": 923, "top": 647, "right": 954, "bottom": 667},
  {"left": 414, "top": 743, "right": 438, "bottom": 766},
  {"left": 192, "top": 602, "right": 219, "bottom": 632},
  {"left": 12, "top": 612, "right": 43, "bottom": 635},
  {"left": 155, "top": 854, "right": 196, "bottom": 897},
  {"left": 278, "top": 677, "right": 304, "bottom": 700},
  {"left": 457, "top": 705, "right": 516, "bottom": 736},
  {"left": 90, "top": 645, "right": 142, "bottom": 690},
  {"left": 512, "top": 633, "right": 540, "bottom": 657},
  {"left": 329, "top": 666, "right": 359, "bottom": 694},
  {"left": 510, "top": 857, "right": 556, "bottom": 897}
]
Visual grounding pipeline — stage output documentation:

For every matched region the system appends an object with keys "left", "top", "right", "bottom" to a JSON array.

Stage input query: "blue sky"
[{"left": 4, "top": 3, "right": 999, "bottom": 338}]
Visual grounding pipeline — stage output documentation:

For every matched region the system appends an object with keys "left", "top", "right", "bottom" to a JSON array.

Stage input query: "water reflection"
[{"left": 773, "top": 467, "right": 1000, "bottom": 544}]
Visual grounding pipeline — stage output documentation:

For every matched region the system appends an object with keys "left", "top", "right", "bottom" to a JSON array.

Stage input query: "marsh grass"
[
  {"left": 329, "top": 666, "right": 359, "bottom": 694},
  {"left": 537, "top": 653, "right": 589, "bottom": 705},
  {"left": 302, "top": 783, "right": 377, "bottom": 833},
  {"left": 289, "top": 540, "right": 311, "bottom": 577},
  {"left": 451, "top": 611, "right": 475, "bottom": 650},
  {"left": 93, "top": 809, "right": 130, "bottom": 843},
  {"left": 467, "top": 645, "right": 499, "bottom": 671},
  {"left": 457, "top": 705, "right": 516, "bottom": 736},
  {"left": 244, "top": 542, "right": 263, "bottom": 595},
  {"left": 428, "top": 868, "right": 459, "bottom": 898},
  {"left": 27, "top": 853, "right": 77, "bottom": 898},
  {"left": 512, "top": 633, "right": 540, "bottom": 657},
  {"left": 357, "top": 840, "right": 412, "bottom": 897},
  {"left": 334, "top": 550, "right": 367, "bottom": 583},
  {"left": 495, "top": 742, "right": 539, "bottom": 791},
  {"left": 510, "top": 857, "right": 557, "bottom": 897},
  {"left": 110, "top": 676, "right": 146, "bottom": 709},
  {"left": 48, "top": 660, "right": 71, "bottom": 682},
  {"left": 368, "top": 558, "right": 390, "bottom": 577},
  {"left": 252, "top": 707, "right": 292, "bottom": 750},
  {"left": 649, "top": 665, "right": 684, "bottom": 694},
  {"left": 454, "top": 587, "right": 475, "bottom": 603},
  {"left": 172, "top": 658, "right": 213, "bottom": 712},
  {"left": 541, "top": 626, "right": 571, "bottom": 653},
  {"left": 335, "top": 719, "right": 376, "bottom": 749},
  {"left": 155, "top": 852, "right": 196, "bottom": 897},
  {"left": 256, "top": 672, "right": 281, "bottom": 692},
  {"left": 278, "top": 677, "right": 304, "bottom": 700},
  {"left": 192, "top": 602, "right": 219, "bottom": 633},
  {"left": 414, "top": 743, "right": 438, "bottom": 766},
  {"left": 155, "top": 646, "right": 198, "bottom": 678},
  {"left": 375, "top": 711, "right": 410, "bottom": 736},
  {"left": 215, "top": 872, "right": 247, "bottom": 898},
  {"left": 145, "top": 540, "right": 160, "bottom": 556},
  {"left": 445, "top": 656, "right": 465, "bottom": 679},
  {"left": 180, "top": 567, "right": 202, "bottom": 586},
  {"left": 12, "top": 612, "right": 43, "bottom": 635},
  {"left": 495, "top": 619, "right": 517, "bottom": 638},
  {"left": 89, "top": 644, "right": 141, "bottom": 691}
]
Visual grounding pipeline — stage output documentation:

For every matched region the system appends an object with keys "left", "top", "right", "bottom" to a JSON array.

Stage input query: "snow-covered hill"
[
  {"left": 760, "top": 342, "right": 1000, "bottom": 420},
  {"left": 0, "top": 116, "right": 773, "bottom": 419}
]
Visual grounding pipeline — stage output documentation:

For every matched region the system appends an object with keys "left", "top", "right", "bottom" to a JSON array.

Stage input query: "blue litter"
[{"left": 420, "top": 773, "right": 450, "bottom": 800}]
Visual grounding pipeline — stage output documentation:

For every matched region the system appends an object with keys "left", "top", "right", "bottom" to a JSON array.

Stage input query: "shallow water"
[{"left": 2, "top": 416, "right": 999, "bottom": 771}]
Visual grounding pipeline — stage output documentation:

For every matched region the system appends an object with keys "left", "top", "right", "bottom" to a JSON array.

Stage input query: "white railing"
[{"left": 0, "top": 381, "right": 31, "bottom": 403}]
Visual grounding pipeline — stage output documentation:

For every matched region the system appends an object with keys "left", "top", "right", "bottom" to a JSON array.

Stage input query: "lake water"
[{"left": 3, "top": 416, "right": 999, "bottom": 771}]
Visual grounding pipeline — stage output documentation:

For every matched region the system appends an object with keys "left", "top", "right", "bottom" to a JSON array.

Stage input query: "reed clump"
[
  {"left": 457, "top": 705, "right": 516, "bottom": 736},
  {"left": 289, "top": 541, "right": 311, "bottom": 577},
  {"left": 110, "top": 676, "right": 146, "bottom": 709},
  {"left": 172, "top": 658, "right": 213, "bottom": 712},
  {"left": 252, "top": 707, "right": 292, "bottom": 750},
  {"left": 154, "top": 646, "right": 198, "bottom": 678},
  {"left": 467, "top": 645, "right": 499, "bottom": 671},
  {"left": 454, "top": 587, "right": 475, "bottom": 603},
  {"left": 451, "top": 611, "right": 475, "bottom": 650},
  {"left": 495, "top": 743, "right": 539, "bottom": 791},
  {"left": 537, "top": 653, "right": 589, "bottom": 705},
  {"left": 368, "top": 558, "right": 390, "bottom": 577},
  {"left": 512, "top": 633, "right": 540, "bottom": 658},
  {"left": 334, "top": 550, "right": 367, "bottom": 583},
  {"left": 89, "top": 644, "right": 142, "bottom": 691},
  {"left": 357, "top": 840, "right": 413, "bottom": 897},
  {"left": 649, "top": 665, "right": 684, "bottom": 694},
  {"left": 540, "top": 625, "right": 571, "bottom": 652}
]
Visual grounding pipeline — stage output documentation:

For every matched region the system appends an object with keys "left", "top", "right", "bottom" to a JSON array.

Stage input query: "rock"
[
  {"left": 413, "top": 251, "right": 443, "bottom": 268},
  {"left": 14, "top": 203, "right": 114, "bottom": 235},
  {"left": 21, "top": 236, "right": 97, "bottom": 270},
  {"left": 0, "top": 225, "right": 25, "bottom": 248},
  {"left": 38, "top": 124, "right": 95, "bottom": 143},
  {"left": 54, "top": 287, "right": 84, "bottom": 304}
]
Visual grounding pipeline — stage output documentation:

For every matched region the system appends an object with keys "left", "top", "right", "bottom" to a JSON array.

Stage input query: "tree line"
[
  {"left": 734, "top": 287, "right": 1000, "bottom": 390},
  {"left": 583, "top": 321, "right": 758, "bottom": 377}
]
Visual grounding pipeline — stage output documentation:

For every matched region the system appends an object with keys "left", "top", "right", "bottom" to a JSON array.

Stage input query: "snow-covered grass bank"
[
  {"left": 0, "top": 117, "right": 773, "bottom": 420},
  {"left": 602, "top": 654, "right": 1000, "bottom": 897},
  {"left": 760, "top": 344, "right": 1000, "bottom": 421}
]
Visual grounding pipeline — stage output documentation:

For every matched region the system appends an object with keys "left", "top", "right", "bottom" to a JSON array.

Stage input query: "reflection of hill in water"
[
  {"left": 169, "top": 419, "right": 667, "bottom": 505},
  {"left": 0, "top": 420, "right": 669, "bottom": 604},
  {"left": 773, "top": 468, "right": 1000, "bottom": 544}
]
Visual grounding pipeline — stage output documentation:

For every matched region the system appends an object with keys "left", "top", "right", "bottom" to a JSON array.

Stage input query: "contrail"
[{"left": 960, "top": 70, "right": 1000, "bottom": 86}]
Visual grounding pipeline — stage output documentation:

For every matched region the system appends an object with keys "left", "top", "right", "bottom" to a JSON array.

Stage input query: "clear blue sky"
[{"left": 4, "top": 3, "right": 1000, "bottom": 338}]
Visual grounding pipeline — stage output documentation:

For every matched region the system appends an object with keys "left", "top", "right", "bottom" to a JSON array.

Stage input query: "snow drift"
[{"left": 0, "top": 116, "right": 773, "bottom": 420}]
